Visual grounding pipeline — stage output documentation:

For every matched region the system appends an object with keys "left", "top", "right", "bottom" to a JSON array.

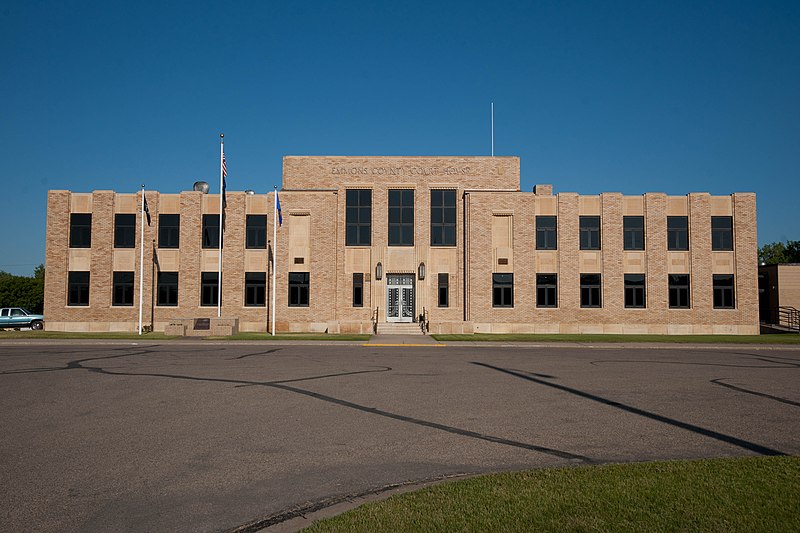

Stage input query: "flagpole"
[
  {"left": 271, "top": 185, "right": 277, "bottom": 336},
  {"left": 491, "top": 102, "right": 494, "bottom": 158},
  {"left": 217, "top": 134, "right": 224, "bottom": 318},
  {"left": 138, "top": 184, "right": 145, "bottom": 335}
]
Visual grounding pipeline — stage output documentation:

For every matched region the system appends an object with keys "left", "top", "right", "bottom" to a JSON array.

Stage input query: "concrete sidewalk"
[{"left": 365, "top": 334, "right": 444, "bottom": 345}]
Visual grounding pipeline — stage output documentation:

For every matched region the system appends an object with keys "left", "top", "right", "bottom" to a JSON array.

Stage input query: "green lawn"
[
  {"left": 305, "top": 456, "right": 800, "bottom": 532},
  {"left": 432, "top": 333, "right": 800, "bottom": 344}
]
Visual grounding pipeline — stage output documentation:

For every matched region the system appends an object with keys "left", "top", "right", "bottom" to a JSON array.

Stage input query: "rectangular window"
[
  {"left": 158, "top": 214, "right": 180, "bottom": 249},
  {"left": 711, "top": 216, "right": 733, "bottom": 251},
  {"left": 352, "top": 273, "right": 364, "bottom": 307},
  {"left": 624, "top": 274, "right": 646, "bottom": 308},
  {"left": 668, "top": 274, "right": 690, "bottom": 309},
  {"left": 431, "top": 189, "right": 456, "bottom": 246},
  {"left": 245, "top": 215, "right": 267, "bottom": 249},
  {"left": 438, "top": 273, "right": 449, "bottom": 307},
  {"left": 200, "top": 272, "right": 219, "bottom": 306},
  {"left": 245, "top": 272, "right": 266, "bottom": 307},
  {"left": 346, "top": 189, "right": 372, "bottom": 246},
  {"left": 579, "top": 216, "right": 601, "bottom": 250},
  {"left": 580, "top": 273, "right": 602, "bottom": 308},
  {"left": 713, "top": 274, "right": 735, "bottom": 309},
  {"left": 667, "top": 216, "right": 689, "bottom": 251},
  {"left": 536, "top": 273, "right": 557, "bottom": 308},
  {"left": 157, "top": 272, "right": 178, "bottom": 306},
  {"left": 112, "top": 271, "right": 135, "bottom": 306},
  {"left": 67, "top": 271, "right": 90, "bottom": 306},
  {"left": 114, "top": 214, "right": 136, "bottom": 248},
  {"left": 289, "top": 272, "right": 310, "bottom": 307},
  {"left": 202, "top": 214, "right": 221, "bottom": 249},
  {"left": 69, "top": 213, "right": 92, "bottom": 248},
  {"left": 388, "top": 189, "right": 414, "bottom": 246},
  {"left": 536, "top": 216, "right": 557, "bottom": 250},
  {"left": 623, "top": 216, "right": 645, "bottom": 251},
  {"left": 492, "top": 273, "right": 514, "bottom": 307}
]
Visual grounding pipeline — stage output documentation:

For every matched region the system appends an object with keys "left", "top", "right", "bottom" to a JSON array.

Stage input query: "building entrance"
[{"left": 386, "top": 274, "right": 414, "bottom": 322}]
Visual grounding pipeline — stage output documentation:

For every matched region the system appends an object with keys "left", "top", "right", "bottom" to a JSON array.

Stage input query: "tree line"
[
  {"left": 0, "top": 265, "right": 45, "bottom": 313},
  {"left": 759, "top": 240, "right": 800, "bottom": 265}
]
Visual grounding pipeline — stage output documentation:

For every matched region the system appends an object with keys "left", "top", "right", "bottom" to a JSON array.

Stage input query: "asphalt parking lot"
[{"left": 1, "top": 341, "right": 798, "bottom": 532}]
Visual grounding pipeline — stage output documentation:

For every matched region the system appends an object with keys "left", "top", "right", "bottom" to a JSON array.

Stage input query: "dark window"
[
  {"left": 245, "top": 272, "right": 266, "bottom": 307},
  {"left": 438, "top": 273, "right": 449, "bottom": 307},
  {"left": 157, "top": 272, "right": 178, "bottom": 306},
  {"left": 352, "top": 273, "right": 364, "bottom": 307},
  {"left": 112, "top": 271, "right": 134, "bottom": 306},
  {"left": 623, "top": 216, "right": 645, "bottom": 251},
  {"left": 68, "top": 271, "right": 90, "bottom": 306},
  {"left": 200, "top": 272, "right": 219, "bottom": 306},
  {"left": 579, "top": 216, "right": 601, "bottom": 250},
  {"left": 202, "top": 214, "right": 221, "bottom": 249},
  {"left": 69, "top": 213, "right": 92, "bottom": 248},
  {"left": 711, "top": 216, "right": 733, "bottom": 251},
  {"left": 388, "top": 189, "right": 414, "bottom": 246},
  {"left": 346, "top": 189, "right": 372, "bottom": 246},
  {"left": 624, "top": 274, "right": 646, "bottom": 308},
  {"left": 713, "top": 274, "right": 735, "bottom": 309},
  {"left": 580, "top": 274, "right": 602, "bottom": 308},
  {"left": 667, "top": 216, "right": 689, "bottom": 251},
  {"left": 158, "top": 214, "right": 180, "bottom": 249},
  {"left": 669, "top": 274, "right": 690, "bottom": 309},
  {"left": 114, "top": 214, "right": 136, "bottom": 248},
  {"left": 431, "top": 189, "right": 456, "bottom": 246},
  {"left": 245, "top": 215, "right": 267, "bottom": 249},
  {"left": 492, "top": 273, "right": 514, "bottom": 307},
  {"left": 289, "top": 272, "right": 310, "bottom": 307},
  {"left": 536, "top": 274, "right": 557, "bottom": 308},
  {"left": 536, "top": 216, "right": 557, "bottom": 250}
]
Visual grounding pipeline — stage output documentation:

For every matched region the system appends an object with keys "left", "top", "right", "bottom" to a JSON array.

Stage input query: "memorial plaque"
[{"left": 193, "top": 318, "right": 210, "bottom": 330}]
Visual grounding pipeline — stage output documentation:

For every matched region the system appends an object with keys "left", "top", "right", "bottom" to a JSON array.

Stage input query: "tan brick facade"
[{"left": 44, "top": 156, "right": 759, "bottom": 334}]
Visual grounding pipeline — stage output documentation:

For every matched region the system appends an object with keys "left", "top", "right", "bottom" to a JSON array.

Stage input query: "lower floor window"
[
  {"left": 352, "top": 273, "right": 364, "bottom": 307},
  {"left": 438, "top": 273, "right": 449, "bottom": 307},
  {"left": 624, "top": 274, "right": 646, "bottom": 308},
  {"left": 536, "top": 273, "right": 557, "bottom": 308},
  {"left": 580, "top": 273, "right": 602, "bottom": 308},
  {"left": 492, "top": 273, "right": 513, "bottom": 307},
  {"left": 289, "top": 272, "right": 309, "bottom": 307},
  {"left": 713, "top": 274, "right": 735, "bottom": 309},
  {"left": 157, "top": 272, "right": 178, "bottom": 306},
  {"left": 112, "top": 271, "right": 134, "bottom": 306},
  {"left": 245, "top": 272, "right": 266, "bottom": 307},
  {"left": 201, "top": 272, "right": 219, "bottom": 306},
  {"left": 668, "top": 274, "right": 690, "bottom": 308},
  {"left": 68, "top": 271, "right": 90, "bottom": 306}
]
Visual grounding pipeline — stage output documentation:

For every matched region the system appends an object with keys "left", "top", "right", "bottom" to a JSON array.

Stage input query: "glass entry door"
[{"left": 386, "top": 274, "right": 415, "bottom": 323}]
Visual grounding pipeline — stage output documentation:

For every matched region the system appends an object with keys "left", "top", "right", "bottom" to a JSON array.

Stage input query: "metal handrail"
[
  {"left": 778, "top": 306, "right": 800, "bottom": 332},
  {"left": 420, "top": 307, "right": 429, "bottom": 334},
  {"left": 372, "top": 306, "right": 379, "bottom": 335}
]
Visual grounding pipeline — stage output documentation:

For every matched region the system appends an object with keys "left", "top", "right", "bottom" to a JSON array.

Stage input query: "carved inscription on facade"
[{"left": 330, "top": 164, "right": 481, "bottom": 177}]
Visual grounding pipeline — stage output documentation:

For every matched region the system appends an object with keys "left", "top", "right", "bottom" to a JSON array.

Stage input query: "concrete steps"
[{"left": 376, "top": 322, "right": 425, "bottom": 335}]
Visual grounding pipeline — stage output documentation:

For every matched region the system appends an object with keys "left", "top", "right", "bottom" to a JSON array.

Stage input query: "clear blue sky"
[{"left": 1, "top": 0, "right": 798, "bottom": 275}]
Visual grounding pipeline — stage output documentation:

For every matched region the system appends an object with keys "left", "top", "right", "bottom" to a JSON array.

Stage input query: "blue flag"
[
  {"left": 143, "top": 194, "right": 151, "bottom": 226},
  {"left": 276, "top": 192, "right": 283, "bottom": 226}
]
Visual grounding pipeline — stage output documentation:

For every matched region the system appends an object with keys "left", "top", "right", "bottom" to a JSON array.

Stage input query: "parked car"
[{"left": 0, "top": 308, "right": 45, "bottom": 330}]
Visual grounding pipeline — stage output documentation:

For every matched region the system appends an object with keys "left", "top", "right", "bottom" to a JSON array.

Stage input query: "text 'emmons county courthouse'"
[{"left": 44, "top": 156, "right": 758, "bottom": 334}]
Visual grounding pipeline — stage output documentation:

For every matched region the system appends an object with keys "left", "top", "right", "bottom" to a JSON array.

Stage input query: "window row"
[
  {"left": 536, "top": 215, "right": 734, "bottom": 251},
  {"left": 491, "top": 273, "right": 736, "bottom": 309}
]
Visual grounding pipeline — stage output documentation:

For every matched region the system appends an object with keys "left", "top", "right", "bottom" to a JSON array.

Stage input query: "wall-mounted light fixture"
[
  {"left": 418, "top": 262, "right": 426, "bottom": 280},
  {"left": 375, "top": 262, "right": 383, "bottom": 280}
]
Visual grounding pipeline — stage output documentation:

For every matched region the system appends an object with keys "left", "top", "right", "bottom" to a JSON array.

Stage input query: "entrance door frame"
[{"left": 386, "top": 274, "right": 415, "bottom": 323}]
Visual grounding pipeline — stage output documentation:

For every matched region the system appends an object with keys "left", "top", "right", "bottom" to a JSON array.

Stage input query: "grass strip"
[
  {"left": 432, "top": 333, "right": 800, "bottom": 344},
  {"left": 305, "top": 456, "right": 800, "bottom": 533}
]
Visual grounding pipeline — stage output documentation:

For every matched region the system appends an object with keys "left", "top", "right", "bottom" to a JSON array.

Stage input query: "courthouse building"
[{"left": 44, "top": 156, "right": 759, "bottom": 334}]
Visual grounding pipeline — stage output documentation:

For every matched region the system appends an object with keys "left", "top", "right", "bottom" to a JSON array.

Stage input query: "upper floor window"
[
  {"left": 114, "top": 214, "right": 136, "bottom": 248},
  {"left": 580, "top": 273, "right": 602, "bottom": 308},
  {"left": 536, "top": 216, "right": 557, "bottom": 250},
  {"left": 69, "top": 213, "right": 92, "bottom": 248},
  {"left": 713, "top": 274, "right": 735, "bottom": 309},
  {"left": 158, "top": 214, "right": 180, "bottom": 249},
  {"left": 202, "top": 214, "right": 221, "bottom": 249},
  {"left": 431, "top": 189, "right": 456, "bottom": 246},
  {"left": 346, "top": 189, "right": 372, "bottom": 246},
  {"left": 388, "top": 189, "right": 414, "bottom": 246},
  {"left": 246, "top": 215, "right": 267, "bottom": 249},
  {"left": 623, "top": 216, "right": 644, "bottom": 251},
  {"left": 667, "top": 216, "right": 689, "bottom": 251},
  {"left": 711, "top": 216, "right": 733, "bottom": 251},
  {"left": 580, "top": 216, "right": 601, "bottom": 250}
]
